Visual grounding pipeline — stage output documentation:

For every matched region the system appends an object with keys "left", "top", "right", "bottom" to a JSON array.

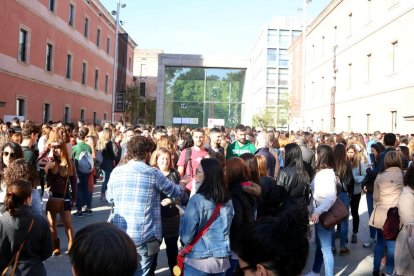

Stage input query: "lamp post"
[{"left": 111, "top": 0, "right": 125, "bottom": 123}]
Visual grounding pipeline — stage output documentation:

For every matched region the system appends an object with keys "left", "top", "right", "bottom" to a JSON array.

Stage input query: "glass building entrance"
[{"left": 163, "top": 67, "right": 246, "bottom": 127}]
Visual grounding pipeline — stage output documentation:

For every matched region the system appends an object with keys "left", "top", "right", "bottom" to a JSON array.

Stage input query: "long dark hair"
[
  {"left": 285, "top": 143, "right": 309, "bottom": 183},
  {"left": 333, "top": 143, "right": 348, "bottom": 179},
  {"left": 197, "top": 158, "right": 230, "bottom": 204},
  {"left": 314, "top": 145, "right": 335, "bottom": 175}
]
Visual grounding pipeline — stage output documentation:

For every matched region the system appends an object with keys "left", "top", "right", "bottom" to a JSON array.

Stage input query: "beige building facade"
[{"left": 302, "top": 0, "right": 414, "bottom": 133}]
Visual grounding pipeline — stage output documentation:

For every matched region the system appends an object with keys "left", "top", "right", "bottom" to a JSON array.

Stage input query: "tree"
[
  {"left": 252, "top": 110, "right": 273, "bottom": 128},
  {"left": 124, "top": 85, "right": 156, "bottom": 125}
]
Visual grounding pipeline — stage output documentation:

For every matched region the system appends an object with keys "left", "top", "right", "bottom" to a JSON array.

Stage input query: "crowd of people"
[{"left": 0, "top": 116, "right": 413, "bottom": 276}]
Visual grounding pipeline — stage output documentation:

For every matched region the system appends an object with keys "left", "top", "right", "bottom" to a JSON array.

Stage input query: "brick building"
[{"left": 0, "top": 0, "right": 136, "bottom": 124}]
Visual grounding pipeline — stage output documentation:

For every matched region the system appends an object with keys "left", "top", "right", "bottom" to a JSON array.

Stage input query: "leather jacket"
[{"left": 276, "top": 166, "right": 310, "bottom": 201}]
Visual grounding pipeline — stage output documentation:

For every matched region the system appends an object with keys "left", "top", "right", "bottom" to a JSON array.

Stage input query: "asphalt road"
[{"left": 44, "top": 182, "right": 377, "bottom": 275}]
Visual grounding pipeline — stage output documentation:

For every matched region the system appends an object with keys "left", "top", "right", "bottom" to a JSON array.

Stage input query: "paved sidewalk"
[{"left": 44, "top": 185, "right": 376, "bottom": 276}]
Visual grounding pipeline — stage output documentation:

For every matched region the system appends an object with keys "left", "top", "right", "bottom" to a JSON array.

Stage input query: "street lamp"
[
  {"left": 111, "top": 0, "right": 126, "bottom": 123},
  {"left": 301, "top": 0, "right": 311, "bottom": 130}
]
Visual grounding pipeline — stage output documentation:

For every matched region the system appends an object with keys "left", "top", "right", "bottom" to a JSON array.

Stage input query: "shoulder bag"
[
  {"left": 173, "top": 203, "right": 222, "bottom": 276},
  {"left": 2, "top": 219, "right": 34, "bottom": 276},
  {"left": 382, "top": 207, "right": 402, "bottom": 240},
  {"left": 319, "top": 198, "right": 349, "bottom": 229},
  {"left": 46, "top": 173, "right": 70, "bottom": 215}
]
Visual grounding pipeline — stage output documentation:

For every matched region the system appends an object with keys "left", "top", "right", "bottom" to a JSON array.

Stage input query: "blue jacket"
[{"left": 179, "top": 194, "right": 234, "bottom": 259}]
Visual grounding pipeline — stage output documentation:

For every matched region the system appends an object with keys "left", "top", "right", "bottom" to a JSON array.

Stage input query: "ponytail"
[{"left": 4, "top": 180, "right": 32, "bottom": 216}]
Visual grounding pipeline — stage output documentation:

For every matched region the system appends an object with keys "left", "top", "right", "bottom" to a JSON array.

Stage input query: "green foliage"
[
  {"left": 252, "top": 110, "right": 274, "bottom": 128},
  {"left": 125, "top": 85, "right": 156, "bottom": 125},
  {"left": 164, "top": 67, "right": 245, "bottom": 127}
]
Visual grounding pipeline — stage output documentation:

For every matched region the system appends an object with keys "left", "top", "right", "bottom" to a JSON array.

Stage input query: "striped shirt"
[{"left": 106, "top": 159, "right": 184, "bottom": 245}]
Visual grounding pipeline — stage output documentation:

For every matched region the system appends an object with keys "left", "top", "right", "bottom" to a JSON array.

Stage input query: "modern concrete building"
[
  {"left": 249, "top": 17, "right": 303, "bottom": 127},
  {"left": 0, "top": 0, "right": 136, "bottom": 124},
  {"left": 156, "top": 54, "right": 250, "bottom": 127},
  {"left": 299, "top": 0, "right": 414, "bottom": 133}
]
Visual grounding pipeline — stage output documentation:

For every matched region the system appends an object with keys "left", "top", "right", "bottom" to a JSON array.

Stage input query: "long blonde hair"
[{"left": 97, "top": 128, "right": 112, "bottom": 151}]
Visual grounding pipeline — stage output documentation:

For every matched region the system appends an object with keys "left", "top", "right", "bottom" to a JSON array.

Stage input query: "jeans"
[
  {"left": 373, "top": 229, "right": 395, "bottom": 275},
  {"left": 100, "top": 159, "right": 113, "bottom": 194},
  {"left": 350, "top": 193, "right": 361, "bottom": 233},
  {"left": 312, "top": 222, "right": 334, "bottom": 276},
  {"left": 366, "top": 192, "right": 376, "bottom": 239},
  {"left": 184, "top": 264, "right": 226, "bottom": 276},
  {"left": 332, "top": 191, "right": 350, "bottom": 248},
  {"left": 136, "top": 243, "right": 155, "bottom": 276},
  {"left": 76, "top": 170, "right": 90, "bottom": 212}
]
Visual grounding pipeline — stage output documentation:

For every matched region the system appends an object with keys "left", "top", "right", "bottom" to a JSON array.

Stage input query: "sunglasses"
[{"left": 2, "top": 151, "right": 15, "bottom": 158}]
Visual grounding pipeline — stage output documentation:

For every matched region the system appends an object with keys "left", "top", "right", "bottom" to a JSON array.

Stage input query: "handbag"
[
  {"left": 407, "top": 223, "right": 414, "bottom": 259},
  {"left": 46, "top": 174, "right": 69, "bottom": 214},
  {"left": 173, "top": 203, "right": 222, "bottom": 276},
  {"left": 383, "top": 207, "right": 401, "bottom": 240},
  {"left": 319, "top": 198, "right": 349, "bottom": 229},
  {"left": 2, "top": 219, "right": 34, "bottom": 276}
]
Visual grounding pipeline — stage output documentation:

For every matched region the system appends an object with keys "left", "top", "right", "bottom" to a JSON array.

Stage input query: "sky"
[{"left": 100, "top": 0, "right": 332, "bottom": 56}]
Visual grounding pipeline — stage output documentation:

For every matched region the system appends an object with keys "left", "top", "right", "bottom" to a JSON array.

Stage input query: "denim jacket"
[{"left": 179, "top": 194, "right": 234, "bottom": 259}]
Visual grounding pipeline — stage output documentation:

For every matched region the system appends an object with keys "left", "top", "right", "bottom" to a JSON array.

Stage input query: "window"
[
  {"left": 66, "top": 54, "right": 72, "bottom": 79},
  {"left": 267, "top": 29, "right": 277, "bottom": 44},
  {"left": 348, "top": 63, "right": 352, "bottom": 88},
  {"left": 80, "top": 109, "right": 85, "bottom": 121},
  {"left": 18, "top": 29, "right": 28, "bottom": 62},
  {"left": 128, "top": 57, "right": 132, "bottom": 70},
  {"left": 48, "top": 0, "right": 55, "bottom": 12},
  {"left": 348, "top": 13, "right": 352, "bottom": 36},
  {"left": 84, "top": 17, "right": 89, "bottom": 38},
  {"left": 367, "top": 53, "right": 372, "bottom": 81},
  {"left": 94, "top": 69, "right": 99, "bottom": 90},
  {"left": 279, "top": 49, "right": 288, "bottom": 67},
  {"left": 391, "top": 111, "right": 397, "bottom": 132},
  {"left": 69, "top": 4, "right": 75, "bottom": 27},
  {"left": 103, "top": 113, "right": 107, "bottom": 120},
  {"left": 392, "top": 41, "right": 398, "bottom": 73},
  {"left": 64, "top": 106, "right": 70, "bottom": 123},
  {"left": 45, "top": 43, "right": 53, "bottom": 72},
  {"left": 16, "top": 98, "right": 25, "bottom": 117},
  {"left": 266, "top": 88, "right": 277, "bottom": 106},
  {"left": 267, "top": 49, "right": 277, "bottom": 66},
  {"left": 81, "top": 62, "right": 87, "bottom": 85},
  {"left": 140, "top": 82, "right": 146, "bottom": 97},
  {"left": 279, "top": 30, "right": 290, "bottom": 49},
  {"left": 267, "top": 68, "right": 277, "bottom": 85},
  {"left": 106, "top": 37, "right": 110, "bottom": 54},
  {"left": 96, "top": 29, "right": 101, "bottom": 47},
  {"left": 105, "top": 74, "right": 109, "bottom": 93},
  {"left": 292, "top": 30, "right": 301, "bottom": 38},
  {"left": 93, "top": 112, "right": 97, "bottom": 124},
  {"left": 43, "top": 103, "right": 50, "bottom": 123},
  {"left": 278, "top": 68, "right": 288, "bottom": 86}
]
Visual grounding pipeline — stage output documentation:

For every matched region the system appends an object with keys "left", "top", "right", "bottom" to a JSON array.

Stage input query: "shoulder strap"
[
  {"left": 2, "top": 219, "right": 35, "bottom": 276},
  {"left": 181, "top": 203, "right": 222, "bottom": 255}
]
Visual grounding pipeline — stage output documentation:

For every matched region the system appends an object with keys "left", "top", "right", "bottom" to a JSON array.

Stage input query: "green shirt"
[
  {"left": 72, "top": 141, "right": 92, "bottom": 160},
  {"left": 226, "top": 140, "right": 256, "bottom": 159}
]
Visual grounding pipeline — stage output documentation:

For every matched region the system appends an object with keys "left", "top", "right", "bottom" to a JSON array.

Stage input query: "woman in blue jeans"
[
  {"left": 179, "top": 158, "right": 234, "bottom": 276},
  {"left": 332, "top": 143, "right": 354, "bottom": 256},
  {"left": 368, "top": 151, "right": 403, "bottom": 276},
  {"left": 307, "top": 145, "right": 337, "bottom": 276}
]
